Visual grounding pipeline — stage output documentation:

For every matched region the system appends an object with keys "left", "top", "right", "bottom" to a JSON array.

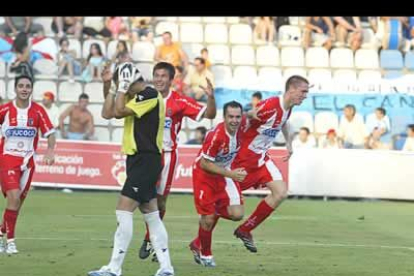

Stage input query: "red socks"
[
  {"left": 144, "top": 209, "right": 165, "bottom": 241},
  {"left": 239, "top": 200, "right": 274, "bottom": 233},
  {"left": 198, "top": 226, "right": 212, "bottom": 256},
  {"left": 3, "top": 209, "right": 18, "bottom": 240}
]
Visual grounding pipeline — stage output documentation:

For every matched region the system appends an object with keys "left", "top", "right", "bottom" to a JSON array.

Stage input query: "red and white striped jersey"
[
  {"left": 163, "top": 91, "right": 206, "bottom": 152},
  {"left": 234, "top": 96, "right": 292, "bottom": 168},
  {"left": 0, "top": 101, "right": 54, "bottom": 170},
  {"left": 195, "top": 122, "right": 242, "bottom": 170}
]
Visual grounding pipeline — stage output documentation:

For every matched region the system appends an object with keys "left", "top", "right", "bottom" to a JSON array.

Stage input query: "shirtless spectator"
[{"left": 59, "top": 93, "right": 94, "bottom": 140}]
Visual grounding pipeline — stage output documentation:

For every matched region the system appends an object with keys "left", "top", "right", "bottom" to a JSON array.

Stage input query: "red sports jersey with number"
[
  {"left": 0, "top": 101, "right": 55, "bottom": 170},
  {"left": 195, "top": 121, "right": 242, "bottom": 171},
  {"left": 163, "top": 91, "right": 206, "bottom": 152},
  {"left": 193, "top": 122, "right": 243, "bottom": 215},
  {"left": 234, "top": 96, "right": 292, "bottom": 169}
]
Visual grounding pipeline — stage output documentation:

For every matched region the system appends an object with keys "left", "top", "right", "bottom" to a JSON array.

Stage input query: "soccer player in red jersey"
[
  {"left": 189, "top": 101, "right": 246, "bottom": 267},
  {"left": 233, "top": 75, "right": 310, "bottom": 253},
  {"left": 0, "top": 75, "right": 56, "bottom": 254}
]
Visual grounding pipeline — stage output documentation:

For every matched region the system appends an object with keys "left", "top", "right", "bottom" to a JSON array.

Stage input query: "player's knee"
[
  {"left": 271, "top": 187, "right": 288, "bottom": 202},
  {"left": 229, "top": 210, "right": 244, "bottom": 221},
  {"left": 200, "top": 215, "right": 216, "bottom": 230},
  {"left": 157, "top": 195, "right": 167, "bottom": 211},
  {"left": 6, "top": 193, "right": 21, "bottom": 209},
  {"left": 230, "top": 211, "right": 244, "bottom": 221}
]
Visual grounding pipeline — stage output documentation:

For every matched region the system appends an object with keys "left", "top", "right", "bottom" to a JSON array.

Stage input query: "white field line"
[{"left": 16, "top": 236, "right": 414, "bottom": 251}]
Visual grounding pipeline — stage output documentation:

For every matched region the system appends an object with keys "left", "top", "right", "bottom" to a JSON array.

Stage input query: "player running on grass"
[
  {"left": 233, "top": 75, "right": 309, "bottom": 253},
  {"left": 189, "top": 101, "right": 246, "bottom": 267},
  {"left": 0, "top": 75, "right": 56, "bottom": 255}
]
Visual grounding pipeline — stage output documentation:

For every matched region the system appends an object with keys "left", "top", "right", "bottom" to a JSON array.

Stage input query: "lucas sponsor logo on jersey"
[
  {"left": 262, "top": 128, "right": 279, "bottom": 138},
  {"left": 5, "top": 128, "right": 37, "bottom": 138},
  {"left": 164, "top": 118, "right": 172, "bottom": 129},
  {"left": 215, "top": 151, "right": 238, "bottom": 163}
]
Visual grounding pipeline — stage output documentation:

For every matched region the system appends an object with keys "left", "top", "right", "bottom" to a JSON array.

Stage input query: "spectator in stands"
[
  {"left": 9, "top": 32, "right": 35, "bottom": 79},
  {"left": 373, "top": 17, "right": 411, "bottom": 51},
  {"left": 292, "top": 127, "right": 316, "bottom": 149},
  {"left": 200, "top": 48, "right": 211, "bottom": 69},
  {"left": 81, "top": 43, "right": 106, "bottom": 82},
  {"left": 59, "top": 93, "right": 94, "bottom": 141},
  {"left": 0, "top": 17, "right": 43, "bottom": 36},
  {"left": 105, "top": 17, "right": 130, "bottom": 40},
  {"left": 333, "top": 17, "right": 363, "bottom": 51},
  {"left": 40, "top": 91, "right": 60, "bottom": 128},
  {"left": 254, "top": 17, "right": 275, "bottom": 43},
  {"left": 274, "top": 16, "right": 290, "bottom": 32},
  {"left": 304, "top": 17, "right": 336, "bottom": 50},
  {"left": 244, "top": 91, "right": 262, "bottom": 112},
  {"left": 402, "top": 124, "right": 414, "bottom": 151},
  {"left": 154, "top": 31, "right": 188, "bottom": 68},
  {"left": 338, "top": 104, "right": 369, "bottom": 149},
  {"left": 240, "top": 17, "right": 255, "bottom": 29},
  {"left": 110, "top": 40, "right": 130, "bottom": 65},
  {"left": 406, "top": 17, "right": 414, "bottom": 50},
  {"left": 366, "top": 107, "right": 391, "bottom": 142},
  {"left": 320, "top": 129, "right": 342, "bottom": 149},
  {"left": 83, "top": 17, "right": 112, "bottom": 41},
  {"left": 186, "top": 126, "right": 207, "bottom": 145},
  {"left": 172, "top": 66, "right": 186, "bottom": 95},
  {"left": 58, "top": 37, "right": 81, "bottom": 82},
  {"left": 184, "top": 57, "right": 214, "bottom": 102},
  {"left": 367, "top": 127, "right": 392, "bottom": 150},
  {"left": 130, "top": 17, "right": 154, "bottom": 42},
  {"left": 51, "top": 17, "right": 83, "bottom": 39}
]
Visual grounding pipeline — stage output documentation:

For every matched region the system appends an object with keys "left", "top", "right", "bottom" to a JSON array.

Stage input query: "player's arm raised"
[
  {"left": 101, "top": 65, "right": 117, "bottom": 119},
  {"left": 114, "top": 92, "right": 135, "bottom": 118},
  {"left": 200, "top": 78, "right": 217, "bottom": 119},
  {"left": 200, "top": 157, "right": 247, "bottom": 182}
]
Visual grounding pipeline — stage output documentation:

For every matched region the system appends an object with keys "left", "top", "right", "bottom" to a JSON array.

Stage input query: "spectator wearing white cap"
[{"left": 40, "top": 91, "right": 60, "bottom": 129}]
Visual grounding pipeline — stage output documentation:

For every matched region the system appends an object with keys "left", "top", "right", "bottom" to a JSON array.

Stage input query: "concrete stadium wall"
[{"left": 289, "top": 149, "right": 414, "bottom": 200}]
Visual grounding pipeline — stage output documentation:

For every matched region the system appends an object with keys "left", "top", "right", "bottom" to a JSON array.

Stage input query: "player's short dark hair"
[
  {"left": 163, "top": 31, "right": 172, "bottom": 37},
  {"left": 408, "top": 124, "right": 414, "bottom": 132},
  {"left": 201, "top": 48, "right": 208, "bottom": 54},
  {"left": 196, "top": 126, "right": 207, "bottom": 136},
  {"left": 153, "top": 62, "right": 175, "bottom": 80},
  {"left": 15, "top": 74, "right": 33, "bottom": 88},
  {"left": 223, "top": 101, "right": 243, "bottom": 116},
  {"left": 285, "top": 75, "right": 309, "bottom": 91},
  {"left": 252, "top": 91, "right": 262, "bottom": 100},
  {"left": 195, "top": 57, "right": 206, "bottom": 65},
  {"left": 376, "top": 107, "right": 386, "bottom": 116},
  {"left": 300, "top": 127, "right": 310, "bottom": 135},
  {"left": 79, "top": 93, "right": 89, "bottom": 100}
]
